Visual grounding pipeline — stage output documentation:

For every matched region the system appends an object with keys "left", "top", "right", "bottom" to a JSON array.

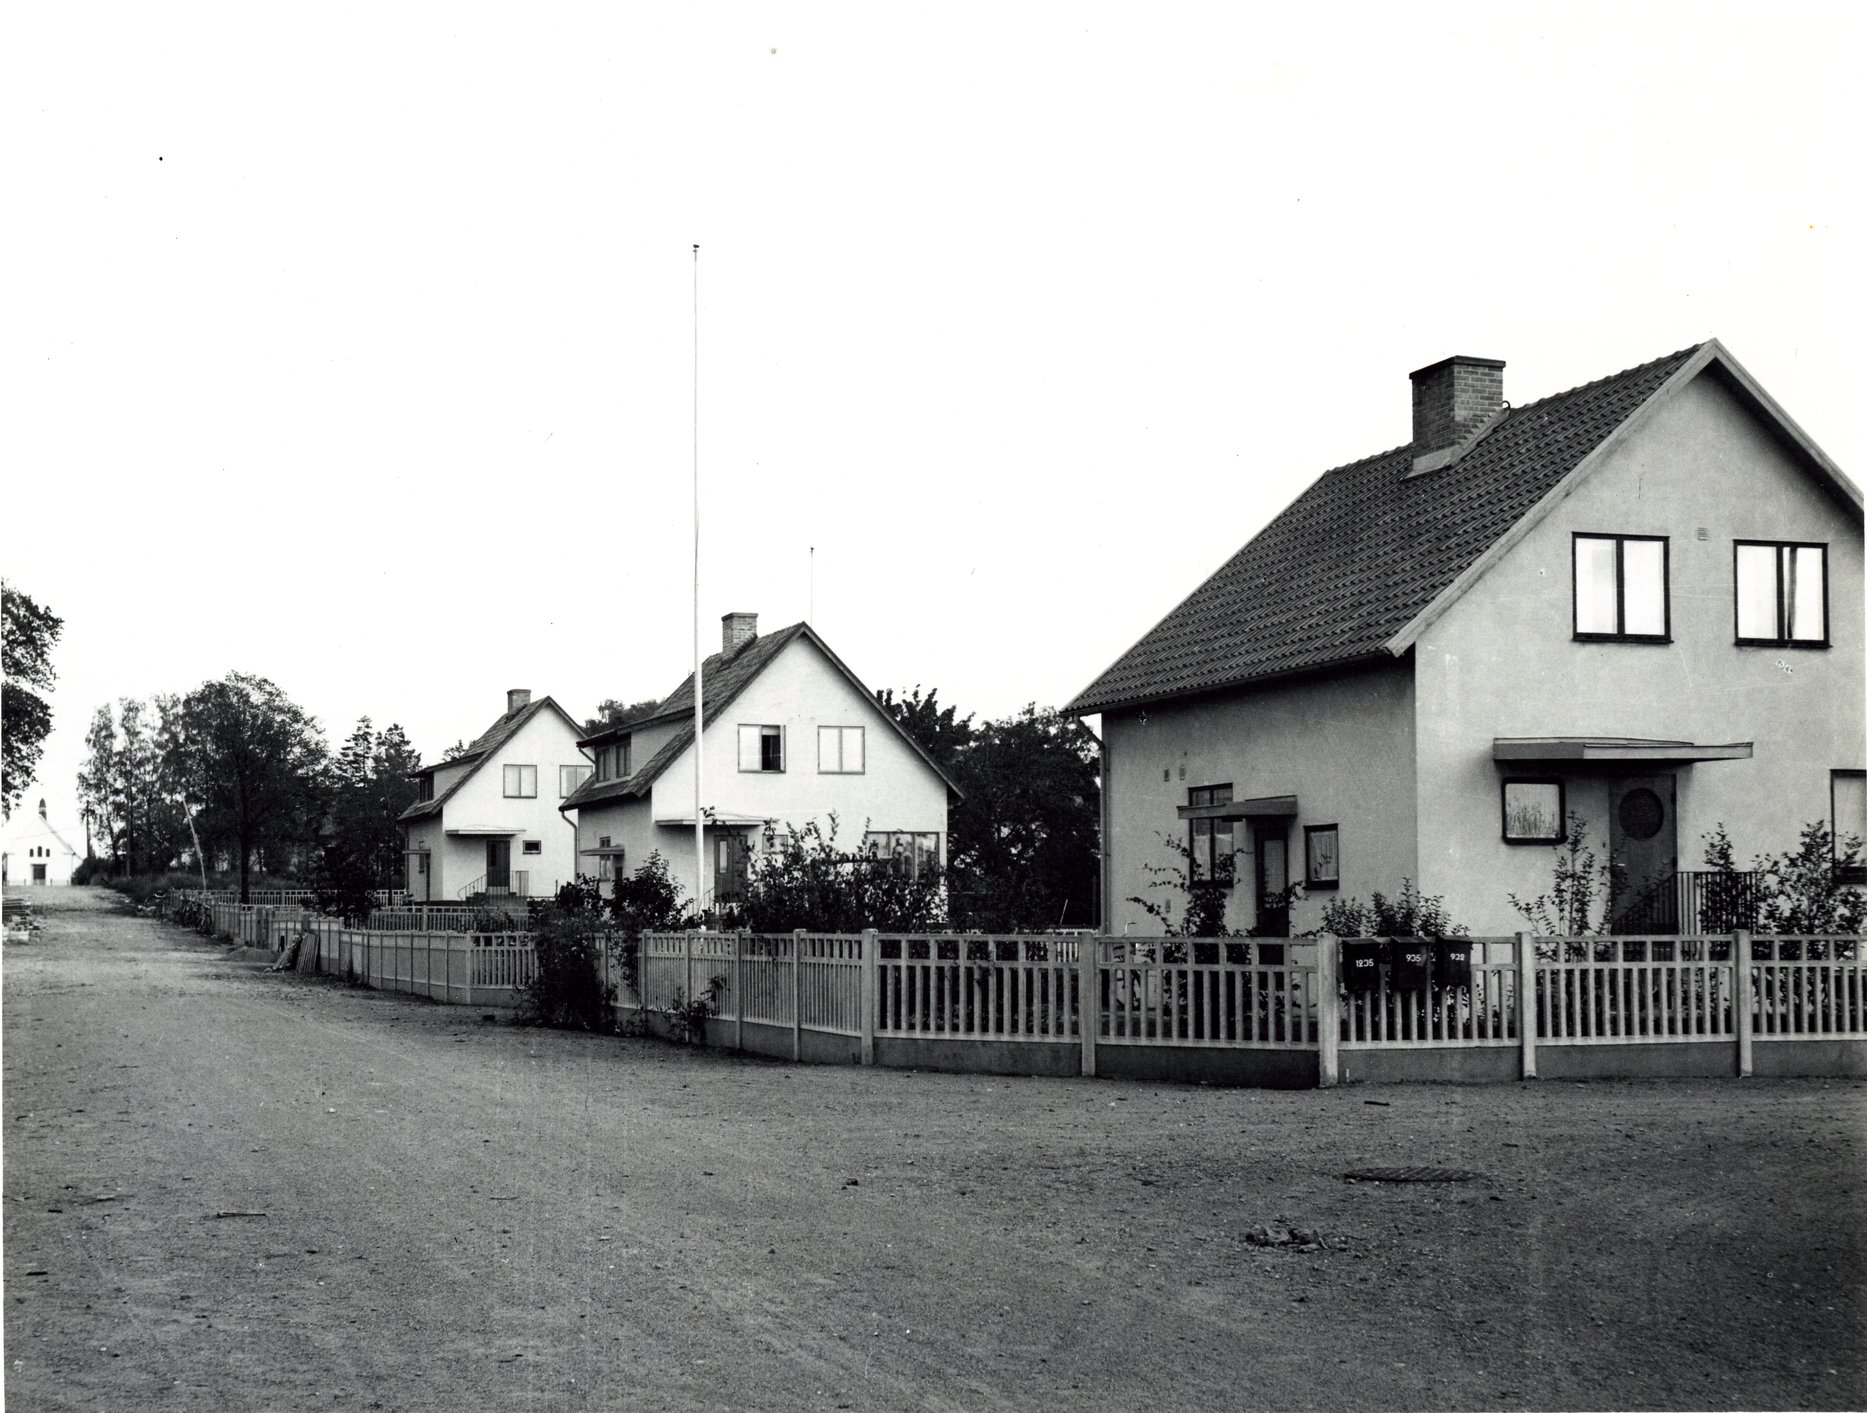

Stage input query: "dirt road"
[{"left": 4, "top": 887, "right": 1863, "bottom": 1410}]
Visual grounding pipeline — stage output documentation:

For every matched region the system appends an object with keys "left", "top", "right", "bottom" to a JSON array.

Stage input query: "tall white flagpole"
[{"left": 692, "top": 243, "right": 705, "bottom": 924}]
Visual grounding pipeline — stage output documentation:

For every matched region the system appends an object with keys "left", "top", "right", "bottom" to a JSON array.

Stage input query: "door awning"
[
  {"left": 1492, "top": 737, "right": 1754, "bottom": 765},
  {"left": 444, "top": 826, "right": 523, "bottom": 837},
  {"left": 652, "top": 811, "right": 772, "bottom": 829},
  {"left": 1176, "top": 794, "right": 1298, "bottom": 821},
  {"left": 577, "top": 845, "right": 630, "bottom": 857}
]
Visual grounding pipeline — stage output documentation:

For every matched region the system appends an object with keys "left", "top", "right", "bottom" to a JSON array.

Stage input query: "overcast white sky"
[{"left": 6, "top": 2, "right": 1862, "bottom": 835}]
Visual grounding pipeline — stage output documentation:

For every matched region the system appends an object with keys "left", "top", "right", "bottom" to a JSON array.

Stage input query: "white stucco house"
[
  {"left": 397, "top": 690, "right": 593, "bottom": 902},
  {"left": 1, "top": 799, "right": 81, "bottom": 886},
  {"left": 1071, "top": 341, "right": 1864, "bottom": 937},
  {"left": 563, "top": 613, "right": 959, "bottom": 912}
]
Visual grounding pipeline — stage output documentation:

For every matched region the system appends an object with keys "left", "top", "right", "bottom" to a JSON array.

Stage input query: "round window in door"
[{"left": 1618, "top": 787, "right": 1665, "bottom": 841}]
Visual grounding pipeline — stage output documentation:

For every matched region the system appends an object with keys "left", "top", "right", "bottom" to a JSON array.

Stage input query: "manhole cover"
[{"left": 1342, "top": 1166, "right": 1485, "bottom": 1184}]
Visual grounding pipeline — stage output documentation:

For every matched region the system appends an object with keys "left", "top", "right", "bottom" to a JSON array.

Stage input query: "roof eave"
[{"left": 1069, "top": 650, "right": 1402, "bottom": 718}]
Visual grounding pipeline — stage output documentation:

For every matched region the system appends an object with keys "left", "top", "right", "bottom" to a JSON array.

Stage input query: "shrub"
[
  {"left": 517, "top": 907, "right": 616, "bottom": 1031},
  {"left": 737, "top": 816, "right": 946, "bottom": 933},
  {"left": 1128, "top": 831, "right": 1241, "bottom": 937},
  {"left": 1508, "top": 814, "right": 1618, "bottom": 937},
  {"left": 1703, "top": 821, "right": 1865, "bottom": 936},
  {"left": 1317, "top": 881, "right": 1466, "bottom": 938}
]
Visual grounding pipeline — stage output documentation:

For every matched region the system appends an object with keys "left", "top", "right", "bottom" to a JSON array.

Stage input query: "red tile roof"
[{"left": 1067, "top": 345, "right": 1705, "bottom": 715}]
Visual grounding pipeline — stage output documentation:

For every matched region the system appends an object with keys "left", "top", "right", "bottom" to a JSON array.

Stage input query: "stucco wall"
[
  {"left": 1100, "top": 660, "right": 1417, "bottom": 936},
  {"left": 419, "top": 708, "right": 589, "bottom": 899},
  {"left": 574, "top": 635, "right": 949, "bottom": 909},
  {"left": 1414, "top": 370, "right": 1865, "bottom": 932}
]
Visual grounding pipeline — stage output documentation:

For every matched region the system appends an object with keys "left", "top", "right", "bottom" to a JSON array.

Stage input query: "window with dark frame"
[
  {"left": 737, "top": 724, "right": 784, "bottom": 772},
  {"left": 502, "top": 764, "right": 538, "bottom": 798},
  {"left": 1304, "top": 824, "right": 1340, "bottom": 889},
  {"left": 1187, "top": 784, "right": 1235, "bottom": 884},
  {"left": 521, "top": 839, "right": 542, "bottom": 856},
  {"left": 1502, "top": 778, "right": 1566, "bottom": 843},
  {"left": 1573, "top": 533, "right": 1670, "bottom": 641},
  {"left": 1735, "top": 541, "right": 1828, "bottom": 646},
  {"left": 596, "top": 835, "right": 615, "bottom": 882}
]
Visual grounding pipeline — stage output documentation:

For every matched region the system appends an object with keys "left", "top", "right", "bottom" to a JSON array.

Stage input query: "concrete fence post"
[
  {"left": 791, "top": 929, "right": 805, "bottom": 1062},
  {"left": 861, "top": 929, "right": 878, "bottom": 1066},
  {"left": 734, "top": 931, "right": 745, "bottom": 1053},
  {"left": 1517, "top": 932, "right": 1538, "bottom": 1080},
  {"left": 1316, "top": 934, "right": 1340, "bottom": 1088},
  {"left": 1079, "top": 936, "right": 1099, "bottom": 1078},
  {"left": 1734, "top": 929, "right": 1753, "bottom": 1077}
]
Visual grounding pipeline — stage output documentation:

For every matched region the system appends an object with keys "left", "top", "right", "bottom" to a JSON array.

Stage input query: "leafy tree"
[
  {"left": 946, "top": 705, "right": 1100, "bottom": 931},
  {"left": 874, "top": 685, "right": 974, "bottom": 775},
  {"left": 2, "top": 581, "right": 63, "bottom": 817},
  {"left": 439, "top": 739, "right": 472, "bottom": 762},
  {"left": 75, "top": 697, "right": 187, "bottom": 876},
  {"left": 876, "top": 691, "right": 1101, "bottom": 931},
  {"left": 583, "top": 698, "right": 662, "bottom": 733},
  {"left": 168, "top": 673, "right": 327, "bottom": 902}
]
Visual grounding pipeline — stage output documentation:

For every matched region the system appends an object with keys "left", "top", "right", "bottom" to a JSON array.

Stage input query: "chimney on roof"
[
  {"left": 38, "top": 798, "right": 47, "bottom": 820},
  {"left": 506, "top": 688, "right": 532, "bottom": 716},
  {"left": 1410, "top": 355, "right": 1505, "bottom": 469},
  {"left": 722, "top": 612, "right": 758, "bottom": 657}
]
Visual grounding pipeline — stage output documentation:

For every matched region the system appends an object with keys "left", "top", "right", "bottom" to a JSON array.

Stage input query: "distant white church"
[{"left": 2, "top": 800, "right": 81, "bottom": 886}]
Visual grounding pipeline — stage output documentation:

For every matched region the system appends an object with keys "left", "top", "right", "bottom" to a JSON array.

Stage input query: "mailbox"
[
  {"left": 1392, "top": 937, "right": 1431, "bottom": 990},
  {"left": 1342, "top": 939, "right": 1386, "bottom": 995},
  {"left": 1436, "top": 938, "right": 1474, "bottom": 987}
]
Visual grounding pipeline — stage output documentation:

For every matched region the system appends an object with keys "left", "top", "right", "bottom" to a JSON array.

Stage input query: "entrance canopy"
[
  {"left": 652, "top": 811, "right": 772, "bottom": 829},
  {"left": 443, "top": 826, "right": 523, "bottom": 837},
  {"left": 1492, "top": 737, "right": 1753, "bottom": 766},
  {"left": 1176, "top": 794, "right": 1298, "bottom": 822}
]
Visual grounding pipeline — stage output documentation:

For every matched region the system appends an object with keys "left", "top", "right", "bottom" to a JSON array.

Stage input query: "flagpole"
[{"left": 692, "top": 243, "right": 705, "bottom": 925}]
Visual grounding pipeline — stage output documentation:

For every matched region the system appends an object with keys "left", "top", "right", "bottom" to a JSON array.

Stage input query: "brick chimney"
[
  {"left": 506, "top": 688, "right": 532, "bottom": 716},
  {"left": 721, "top": 612, "right": 758, "bottom": 656},
  {"left": 1410, "top": 355, "right": 1505, "bottom": 472}
]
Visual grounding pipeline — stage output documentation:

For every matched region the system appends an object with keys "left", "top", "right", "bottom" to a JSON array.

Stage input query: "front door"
[
  {"left": 486, "top": 838, "right": 512, "bottom": 894},
  {"left": 32, "top": 864, "right": 47, "bottom": 884},
  {"left": 1255, "top": 825, "right": 1290, "bottom": 938},
  {"left": 713, "top": 832, "right": 749, "bottom": 910},
  {"left": 1610, "top": 773, "right": 1677, "bottom": 933}
]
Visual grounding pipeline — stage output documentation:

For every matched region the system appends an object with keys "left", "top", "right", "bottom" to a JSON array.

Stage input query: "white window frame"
[
  {"left": 560, "top": 764, "right": 592, "bottom": 798},
  {"left": 817, "top": 725, "right": 865, "bottom": 774},
  {"left": 503, "top": 764, "right": 538, "bottom": 798},
  {"left": 738, "top": 724, "right": 785, "bottom": 773}
]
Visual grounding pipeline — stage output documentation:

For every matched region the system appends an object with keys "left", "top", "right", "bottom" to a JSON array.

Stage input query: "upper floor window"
[
  {"left": 560, "top": 764, "right": 592, "bottom": 798},
  {"left": 1188, "top": 784, "right": 1235, "bottom": 884},
  {"left": 818, "top": 725, "right": 865, "bottom": 774},
  {"left": 416, "top": 774, "right": 434, "bottom": 803},
  {"left": 1735, "top": 541, "right": 1827, "bottom": 647},
  {"left": 738, "top": 724, "right": 784, "bottom": 773},
  {"left": 502, "top": 764, "right": 538, "bottom": 798},
  {"left": 1574, "top": 533, "right": 1669, "bottom": 641}
]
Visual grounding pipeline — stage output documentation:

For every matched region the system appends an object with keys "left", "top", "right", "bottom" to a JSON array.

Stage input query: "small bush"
[
  {"left": 517, "top": 909, "right": 616, "bottom": 1031},
  {"left": 662, "top": 974, "right": 727, "bottom": 1045},
  {"left": 1317, "top": 880, "right": 1466, "bottom": 938}
]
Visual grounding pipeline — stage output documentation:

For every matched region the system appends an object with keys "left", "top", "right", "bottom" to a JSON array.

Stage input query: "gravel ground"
[{"left": 4, "top": 886, "right": 1864, "bottom": 1411}]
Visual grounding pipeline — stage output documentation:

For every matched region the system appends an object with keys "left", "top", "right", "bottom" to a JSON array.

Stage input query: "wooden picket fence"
[{"left": 180, "top": 902, "right": 1867, "bottom": 1084}]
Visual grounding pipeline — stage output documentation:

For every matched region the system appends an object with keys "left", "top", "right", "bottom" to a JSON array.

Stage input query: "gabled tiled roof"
[
  {"left": 1067, "top": 345, "right": 1705, "bottom": 715},
  {"left": 398, "top": 696, "right": 580, "bottom": 823},
  {"left": 561, "top": 622, "right": 963, "bottom": 812}
]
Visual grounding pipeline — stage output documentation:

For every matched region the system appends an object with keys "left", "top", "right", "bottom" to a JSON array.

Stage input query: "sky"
[{"left": 6, "top": 1, "right": 1863, "bottom": 837}]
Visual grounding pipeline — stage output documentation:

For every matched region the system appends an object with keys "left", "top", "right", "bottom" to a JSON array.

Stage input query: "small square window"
[
  {"left": 1574, "top": 534, "right": 1670, "bottom": 642},
  {"left": 1502, "top": 779, "right": 1565, "bottom": 843},
  {"left": 1304, "top": 824, "right": 1339, "bottom": 889},
  {"left": 738, "top": 724, "right": 784, "bottom": 773},
  {"left": 1735, "top": 541, "right": 1827, "bottom": 647},
  {"left": 502, "top": 764, "right": 538, "bottom": 798},
  {"left": 521, "top": 839, "right": 542, "bottom": 856},
  {"left": 818, "top": 725, "right": 865, "bottom": 774}
]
